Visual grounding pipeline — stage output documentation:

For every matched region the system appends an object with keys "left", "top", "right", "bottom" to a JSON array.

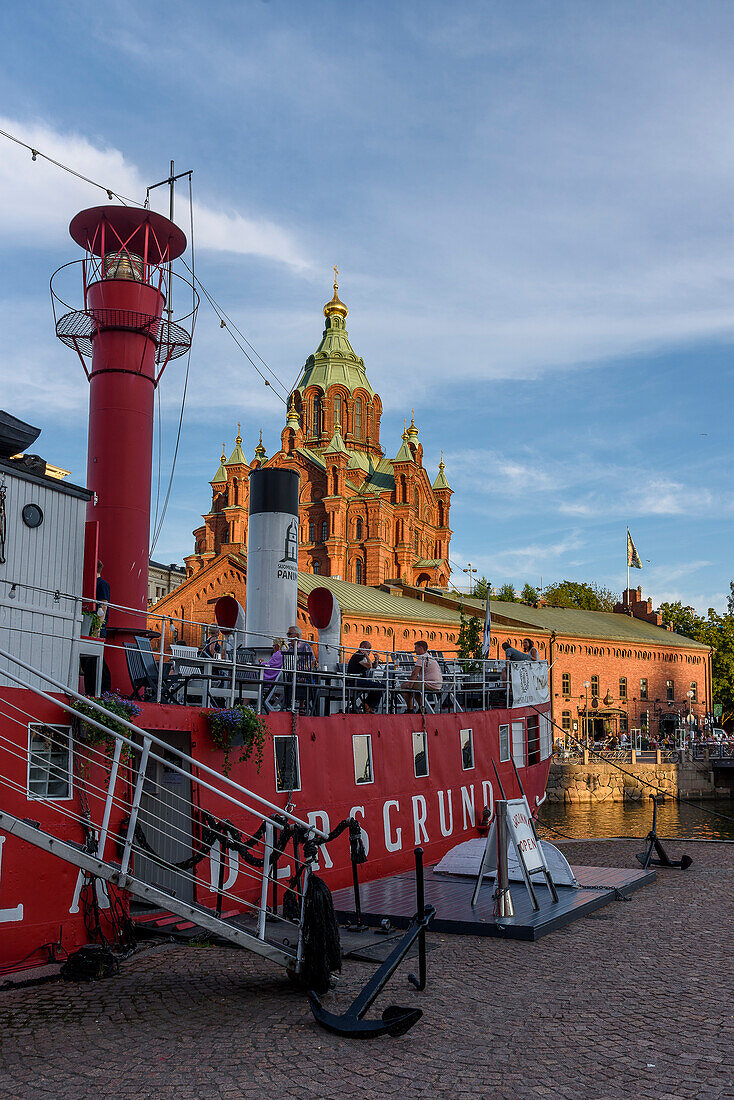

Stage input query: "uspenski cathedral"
[{"left": 184, "top": 274, "right": 453, "bottom": 589}]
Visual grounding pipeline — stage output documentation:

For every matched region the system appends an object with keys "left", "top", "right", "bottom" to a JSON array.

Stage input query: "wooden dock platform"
[{"left": 332, "top": 862, "right": 656, "bottom": 941}]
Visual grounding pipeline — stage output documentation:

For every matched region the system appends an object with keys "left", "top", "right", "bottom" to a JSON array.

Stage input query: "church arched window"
[
  {"left": 438, "top": 502, "right": 445, "bottom": 527},
  {"left": 321, "top": 520, "right": 328, "bottom": 543},
  {"left": 355, "top": 559, "right": 363, "bottom": 584},
  {"left": 334, "top": 394, "right": 342, "bottom": 428},
  {"left": 313, "top": 396, "right": 322, "bottom": 436},
  {"left": 414, "top": 487, "right": 419, "bottom": 512},
  {"left": 354, "top": 398, "right": 362, "bottom": 439},
  {"left": 313, "top": 560, "right": 320, "bottom": 575},
  {"left": 331, "top": 465, "right": 339, "bottom": 496},
  {"left": 308, "top": 521, "right": 315, "bottom": 543},
  {"left": 356, "top": 517, "right": 363, "bottom": 540}
]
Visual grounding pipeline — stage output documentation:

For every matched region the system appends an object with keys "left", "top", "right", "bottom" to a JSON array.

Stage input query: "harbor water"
[{"left": 538, "top": 797, "right": 734, "bottom": 841}]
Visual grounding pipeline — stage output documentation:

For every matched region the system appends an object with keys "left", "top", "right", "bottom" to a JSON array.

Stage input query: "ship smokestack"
[{"left": 245, "top": 467, "right": 299, "bottom": 648}]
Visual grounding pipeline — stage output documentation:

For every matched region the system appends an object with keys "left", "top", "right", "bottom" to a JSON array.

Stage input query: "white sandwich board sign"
[{"left": 471, "top": 796, "right": 560, "bottom": 910}]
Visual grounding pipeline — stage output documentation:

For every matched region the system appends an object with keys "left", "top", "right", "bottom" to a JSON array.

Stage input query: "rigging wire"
[
  {"left": 150, "top": 173, "right": 196, "bottom": 555},
  {"left": 0, "top": 126, "right": 142, "bottom": 207},
  {"left": 179, "top": 257, "right": 291, "bottom": 405}
]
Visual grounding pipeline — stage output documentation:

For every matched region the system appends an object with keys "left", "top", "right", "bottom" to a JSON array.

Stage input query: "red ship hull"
[{"left": 0, "top": 692, "right": 551, "bottom": 973}]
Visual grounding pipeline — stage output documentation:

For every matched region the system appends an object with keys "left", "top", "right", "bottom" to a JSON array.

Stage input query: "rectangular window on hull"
[
  {"left": 526, "top": 715, "right": 540, "bottom": 766},
  {"left": 413, "top": 731, "right": 429, "bottom": 778},
  {"left": 28, "top": 724, "right": 72, "bottom": 800},
  {"left": 540, "top": 715, "right": 552, "bottom": 761},
  {"left": 460, "top": 728, "right": 474, "bottom": 770},
  {"left": 511, "top": 720, "right": 525, "bottom": 768},
  {"left": 499, "top": 724, "right": 510, "bottom": 763},
  {"left": 353, "top": 734, "right": 373, "bottom": 785},
  {"left": 274, "top": 735, "right": 300, "bottom": 792}
]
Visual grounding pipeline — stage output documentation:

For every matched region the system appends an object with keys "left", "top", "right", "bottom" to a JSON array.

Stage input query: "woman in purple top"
[{"left": 263, "top": 639, "right": 285, "bottom": 682}]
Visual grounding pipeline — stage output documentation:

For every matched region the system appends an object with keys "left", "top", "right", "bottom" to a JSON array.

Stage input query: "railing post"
[
  {"left": 384, "top": 648, "right": 390, "bottom": 715},
  {"left": 341, "top": 655, "right": 346, "bottom": 713},
  {"left": 482, "top": 659, "right": 486, "bottom": 712},
  {"left": 96, "top": 734, "right": 123, "bottom": 862},
  {"left": 229, "top": 647, "right": 237, "bottom": 709},
  {"left": 120, "top": 735, "right": 152, "bottom": 877},
  {"left": 290, "top": 655, "right": 298, "bottom": 713},
  {"left": 494, "top": 801, "right": 514, "bottom": 919},
  {"left": 258, "top": 820, "right": 274, "bottom": 940},
  {"left": 156, "top": 618, "right": 166, "bottom": 704}
]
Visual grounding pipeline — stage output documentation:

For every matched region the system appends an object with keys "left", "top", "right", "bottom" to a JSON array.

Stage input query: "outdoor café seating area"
[{"left": 120, "top": 633, "right": 515, "bottom": 716}]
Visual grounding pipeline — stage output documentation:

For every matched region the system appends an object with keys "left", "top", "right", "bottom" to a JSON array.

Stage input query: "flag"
[
  {"left": 481, "top": 590, "right": 491, "bottom": 657},
  {"left": 627, "top": 530, "right": 642, "bottom": 569}
]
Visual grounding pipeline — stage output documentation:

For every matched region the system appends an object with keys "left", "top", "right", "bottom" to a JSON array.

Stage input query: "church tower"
[{"left": 186, "top": 274, "right": 452, "bottom": 589}]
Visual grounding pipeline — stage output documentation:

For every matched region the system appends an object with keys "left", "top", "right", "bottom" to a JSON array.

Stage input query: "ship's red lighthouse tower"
[{"left": 52, "top": 206, "right": 195, "bottom": 688}]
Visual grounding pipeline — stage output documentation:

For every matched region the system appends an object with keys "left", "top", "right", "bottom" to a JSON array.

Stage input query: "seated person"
[
  {"left": 286, "top": 625, "right": 315, "bottom": 669},
  {"left": 199, "top": 628, "right": 221, "bottom": 659},
  {"left": 347, "top": 641, "right": 382, "bottom": 714},
  {"left": 399, "top": 641, "right": 443, "bottom": 713},
  {"left": 522, "top": 637, "right": 540, "bottom": 661},
  {"left": 263, "top": 638, "right": 285, "bottom": 682}
]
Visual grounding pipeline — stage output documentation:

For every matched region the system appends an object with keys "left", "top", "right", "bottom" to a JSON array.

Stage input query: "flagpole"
[{"left": 626, "top": 526, "right": 630, "bottom": 610}]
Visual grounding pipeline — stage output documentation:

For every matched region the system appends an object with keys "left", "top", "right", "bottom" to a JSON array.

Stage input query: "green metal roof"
[
  {"left": 297, "top": 573, "right": 462, "bottom": 624},
  {"left": 294, "top": 314, "right": 375, "bottom": 399},
  {"left": 440, "top": 593, "right": 708, "bottom": 649}
]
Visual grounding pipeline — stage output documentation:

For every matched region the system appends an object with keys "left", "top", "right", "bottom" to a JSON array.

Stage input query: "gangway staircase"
[{"left": 0, "top": 646, "right": 329, "bottom": 974}]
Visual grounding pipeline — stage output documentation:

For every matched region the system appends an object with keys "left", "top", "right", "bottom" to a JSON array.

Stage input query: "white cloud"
[{"left": 0, "top": 117, "right": 309, "bottom": 268}]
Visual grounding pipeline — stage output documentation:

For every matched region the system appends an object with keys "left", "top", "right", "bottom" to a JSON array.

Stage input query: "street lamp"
[
  {"left": 686, "top": 689, "right": 694, "bottom": 746},
  {"left": 583, "top": 681, "right": 590, "bottom": 748},
  {"left": 463, "top": 562, "right": 477, "bottom": 594}
]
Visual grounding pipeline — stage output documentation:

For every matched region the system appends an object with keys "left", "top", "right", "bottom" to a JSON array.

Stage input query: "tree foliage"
[
  {"left": 661, "top": 596, "right": 734, "bottom": 724},
  {"left": 457, "top": 604, "right": 483, "bottom": 664},
  {"left": 520, "top": 582, "right": 539, "bottom": 604},
  {"left": 543, "top": 579, "right": 617, "bottom": 612},
  {"left": 472, "top": 576, "right": 489, "bottom": 599},
  {"left": 496, "top": 582, "right": 518, "bottom": 603}
]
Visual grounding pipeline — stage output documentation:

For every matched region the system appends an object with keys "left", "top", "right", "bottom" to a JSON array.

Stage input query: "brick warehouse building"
[{"left": 150, "top": 281, "right": 713, "bottom": 738}]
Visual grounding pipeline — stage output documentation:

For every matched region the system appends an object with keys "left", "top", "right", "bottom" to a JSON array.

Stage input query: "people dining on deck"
[
  {"left": 347, "top": 641, "right": 382, "bottom": 714},
  {"left": 263, "top": 638, "right": 285, "bottom": 682},
  {"left": 399, "top": 641, "right": 443, "bottom": 713},
  {"left": 199, "top": 628, "right": 221, "bottom": 660},
  {"left": 286, "top": 625, "right": 316, "bottom": 669},
  {"left": 522, "top": 637, "right": 540, "bottom": 660}
]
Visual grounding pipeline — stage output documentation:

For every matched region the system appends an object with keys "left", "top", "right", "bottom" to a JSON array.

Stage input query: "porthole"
[{"left": 22, "top": 503, "right": 43, "bottom": 529}]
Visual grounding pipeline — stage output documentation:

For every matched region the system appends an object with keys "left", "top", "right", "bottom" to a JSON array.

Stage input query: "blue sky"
[{"left": 0, "top": 1, "right": 732, "bottom": 611}]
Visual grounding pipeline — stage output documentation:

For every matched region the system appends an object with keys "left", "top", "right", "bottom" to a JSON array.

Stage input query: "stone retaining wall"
[{"left": 547, "top": 760, "right": 721, "bottom": 802}]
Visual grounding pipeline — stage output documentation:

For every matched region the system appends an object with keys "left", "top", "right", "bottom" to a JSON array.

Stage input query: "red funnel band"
[{"left": 307, "top": 587, "right": 335, "bottom": 629}]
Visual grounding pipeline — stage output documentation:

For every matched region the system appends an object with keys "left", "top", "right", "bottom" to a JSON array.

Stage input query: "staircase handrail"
[{"left": 0, "top": 642, "right": 328, "bottom": 840}]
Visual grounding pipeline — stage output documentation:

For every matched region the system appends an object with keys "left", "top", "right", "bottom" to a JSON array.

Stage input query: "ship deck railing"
[
  {"left": 141, "top": 641, "right": 530, "bottom": 716},
  {"left": 0, "top": 577, "right": 548, "bottom": 716}
]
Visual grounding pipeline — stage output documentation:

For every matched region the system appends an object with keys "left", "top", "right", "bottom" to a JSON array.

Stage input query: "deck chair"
[
  {"left": 134, "top": 636, "right": 186, "bottom": 703},
  {"left": 124, "top": 641, "right": 149, "bottom": 700},
  {"left": 170, "top": 645, "right": 206, "bottom": 705}
]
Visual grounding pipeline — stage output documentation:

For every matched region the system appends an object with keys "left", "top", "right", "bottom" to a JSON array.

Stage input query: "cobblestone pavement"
[{"left": 0, "top": 840, "right": 732, "bottom": 1100}]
